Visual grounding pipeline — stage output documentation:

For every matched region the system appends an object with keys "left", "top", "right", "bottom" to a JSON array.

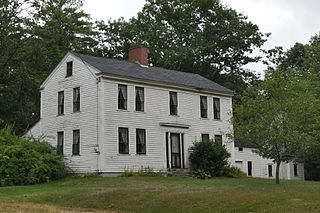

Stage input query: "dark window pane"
[
  {"left": 73, "top": 130, "right": 80, "bottom": 155},
  {"left": 58, "top": 91, "right": 64, "bottom": 115},
  {"left": 214, "top": 135, "right": 222, "bottom": 145},
  {"left": 57, "top": 131, "right": 64, "bottom": 155},
  {"left": 66, "top": 61, "right": 73, "bottom": 77},
  {"left": 136, "top": 129, "right": 146, "bottom": 154},
  {"left": 73, "top": 87, "right": 80, "bottom": 112},
  {"left": 213, "top": 98, "right": 220, "bottom": 119},
  {"left": 119, "top": 127, "right": 129, "bottom": 154},
  {"left": 294, "top": 164, "right": 298, "bottom": 176},
  {"left": 201, "top": 134, "right": 209, "bottom": 142},
  {"left": 248, "top": 161, "right": 252, "bottom": 176},
  {"left": 169, "top": 91, "right": 178, "bottom": 115},
  {"left": 118, "top": 85, "right": 127, "bottom": 110},
  {"left": 200, "top": 96, "right": 207, "bottom": 118},
  {"left": 135, "top": 87, "right": 144, "bottom": 111}
]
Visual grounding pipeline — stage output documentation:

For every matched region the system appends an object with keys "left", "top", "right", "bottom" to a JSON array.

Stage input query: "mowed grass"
[{"left": 0, "top": 176, "right": 320, "bottom": 213}]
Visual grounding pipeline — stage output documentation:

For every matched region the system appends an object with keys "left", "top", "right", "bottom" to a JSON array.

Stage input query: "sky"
[{"left": 84, "top": 0, "right": 320, "bottom": 74}]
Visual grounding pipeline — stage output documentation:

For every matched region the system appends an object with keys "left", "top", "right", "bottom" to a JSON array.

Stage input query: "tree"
[
  {"left": 97, "top": 0, "right": 268, "bottom": 93},
  {"left": 233, "top": 71, "right": 320, "bottom": 184}
]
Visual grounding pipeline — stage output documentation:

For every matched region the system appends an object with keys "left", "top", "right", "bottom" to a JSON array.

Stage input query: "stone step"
[{"left": 166, "top": 169, "right": 191, "bottom": 177}]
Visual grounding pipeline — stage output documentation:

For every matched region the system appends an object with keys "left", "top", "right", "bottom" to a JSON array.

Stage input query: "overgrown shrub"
[
  {"left": 121, "top": 167, "right": 163, "bottom": 177},
  {"left": 192, "top": 169, "right": 211, "bottom": 179},
  {"left": 0, "top": 126, "right": 66, "bottom": 186},
  {"left": 220, "top": 166, "right": 246, "bottom": 178},
  {"left": 189, "top": 139, "right": 230, "bottom": 177}
]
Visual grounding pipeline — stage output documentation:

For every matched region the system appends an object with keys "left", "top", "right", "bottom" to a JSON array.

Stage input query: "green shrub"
[
  {"left": 189, "top": 139, "right": 230, "bottom": 177},
  {"left": 121, "top": 167, "right": 163, "bottom": 177},
  {"left": 0, "top": 126, "right": 66, "bottom": 186},
  {"left": 192, "top": 169, "right": 211, "bottom": 179},
  {"left": 220, "top": 166, "right": 246, "bottom": 178}
]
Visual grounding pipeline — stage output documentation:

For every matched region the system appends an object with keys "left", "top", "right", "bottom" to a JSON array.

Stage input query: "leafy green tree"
[
  {"left": 97, "top": 0, "right": 268, "bottom": 93},
  {"left": 233, "top": 71, "right": 320, "bottom": 184}
]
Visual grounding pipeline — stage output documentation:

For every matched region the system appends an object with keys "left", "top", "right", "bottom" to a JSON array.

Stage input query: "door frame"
[{"left": 166, "top": 132, "right": 185, "bottom": 169}]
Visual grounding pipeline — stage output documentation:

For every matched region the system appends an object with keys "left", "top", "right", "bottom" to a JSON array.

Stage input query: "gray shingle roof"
[{"left": 72, "top": 52, "right": 234, "bottom": 95}]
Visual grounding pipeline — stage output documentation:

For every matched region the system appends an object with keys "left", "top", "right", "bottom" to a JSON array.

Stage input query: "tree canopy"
[
  {"left": 97, "top": 0, "right": 267, "bottom": 92},
  {"left": 233, "top": 70, "right": 320, "bottom": 183}
]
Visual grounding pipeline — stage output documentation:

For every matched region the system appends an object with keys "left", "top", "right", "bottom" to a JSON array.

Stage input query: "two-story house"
[
  {"left": 28, "top": 47, "right": 235, "bottom": 174},
  {"left": 28, "top": 47, "right": 303, "bottom": 180}
]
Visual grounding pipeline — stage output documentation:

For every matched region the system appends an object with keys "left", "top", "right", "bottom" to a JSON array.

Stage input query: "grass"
[{"left": 0, "top": 176, "right": 320, "bottom": 213}]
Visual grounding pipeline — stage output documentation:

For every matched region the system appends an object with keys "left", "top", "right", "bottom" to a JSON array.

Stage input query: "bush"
[
  {"left": 0, "top": 126, "right": 66, "bottom": 186},
  {"left": 192, "top": 169, "right": 211, "bottom": 179},
  {"left": 220, "top": 166, "right": 246, "bottom": 178},
  {"left": 189, "top": 139, "right": 230, "bottom": 177}
]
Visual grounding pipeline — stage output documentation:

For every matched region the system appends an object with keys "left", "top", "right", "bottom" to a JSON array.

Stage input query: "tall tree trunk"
[{"left": 275, "top": 161, "right": 281, "bottom": 184}]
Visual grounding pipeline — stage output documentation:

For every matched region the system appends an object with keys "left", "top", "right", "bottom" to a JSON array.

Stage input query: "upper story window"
[
  {"left": 73, "top": 87, "right": 80, "bottom": 112},
  {"left": 119, "top": 127, "right": 129, "bottom": 154},
  {"left": 57, "top": 131, "right": 64, "bottom": 155},
  {"left": 214, "top": 134, "right": 222, "bottom": 145},
  {"left": 135, "top": 87, "right": 144, "bottom": 112},
  {"left": 200, "top": 96, "right": 207, "bottom": 118},
  {"left": 58, "top": 91, "right": 64, "bottom": 115},
  {"left": 118, "top": 84, "right": 127, "bottom": 110},
  {"left": 66, "top": 61, "right": 73, "bottom": 77},
  {"left": 201, "top": 134, "right": 209, "bottom": 142},
  {"left": 213, "top": 98, "right": 221, "bottom": 120},
  {"left": 136, "top": 129, "right": 146, "bottom": 154},
  {"left": 72, "top": 129, "right": 80, "bottom": 155},
  {"left": 169, "top": 91, "right": 178, "bottom": 115}
]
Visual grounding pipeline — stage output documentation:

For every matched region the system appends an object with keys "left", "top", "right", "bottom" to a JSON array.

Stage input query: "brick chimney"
[{"left": 128, "top": 47, "right": 148, "bottom": 66}]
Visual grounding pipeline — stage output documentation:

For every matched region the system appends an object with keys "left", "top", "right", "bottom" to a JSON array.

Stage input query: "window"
[
  {"left": 169, "top": 91, "right": 178, "bottom": 115},
  {"left": 58, "top": 91, "right": 64, "bottom": 115},
  {"left": 135, "top": 87, "right": 144, "bottom": 111},
  {"left": 136, "top": 129, "right": 146, "bottom": 154},
  {"left": 294, "top": 164, "right": 298, "bottom": 176},
  {"left": 73, "top": 130, "right": 80, "bottom": 155},
  {"left": 213, "top": 98, "right": 221, "bottom": 120},
  {"left": 268, "top": 164, "right": 273, "bottom": 177},
  {"left": 238, "top": 147, "right": 243, "bottom": 152},
  {"left": 73, "top": 87, "right": 80, "bottom": 112},
  {"left": 118, "top": 85, "right": 127, "bottom": 110},
  {"left": 66, "top": 61, "right": 73, "bottom": 77},
  {"left": 119, "top": 127, "right": 129, "bottom": 154},
  {"left": 200, "top": 96, "right": 207, "bottom": 118},
  {"left": 57, "top": 131, "right": 64, "bottom": 155},
  {"left": 201, "top": 134, "right": 209, "bottom": 142},
  {"left": 214, "top": 135, "right": 222, "bottom": 145}
]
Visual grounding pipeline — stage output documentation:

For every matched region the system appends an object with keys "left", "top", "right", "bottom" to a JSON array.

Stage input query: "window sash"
[
  {"left": 170, "top": 91, "right": 178, "bottom": 115},
  {"left": 200, "top": 96, "right": 207, "bottom": 118},
  {"left": 214, "top": 135, "right": 222, "bottom": 145},
  {"left": 119, "top": 127, "right": 129, "bottom": 154},
  {"left": 73, "top": 130, "right": 80, "bottom": 155},
  {"left": 57, "top": 132, "right": 64, "bottom": 155},
  {"left": 118, "top": 85, "right": 127, "bottom": 110},
  {"left": 201, "top": 134, "right": 209, "bottom": 142},
  {"left": 136, "top": 129, "right": 146, "bottom": 154},
  {"left": 73, "top": 87, "right": 80, "bottom": 112},
  {"left": 135, "top": 87, "right": 144, "bottom": 111},
  {"left": 58, "top": 91, "right": 64, "bottom": 115},
  {"left": 66, "top": 61, "right": 73, "bottom": 77},
  {"left": 213, "top": 98, "right": 220, "bottom": 119}
]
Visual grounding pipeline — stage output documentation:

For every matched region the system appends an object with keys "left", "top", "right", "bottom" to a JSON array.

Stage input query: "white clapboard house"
[{"left": 28, "top": 47, "right": 304, "bottom": 180}]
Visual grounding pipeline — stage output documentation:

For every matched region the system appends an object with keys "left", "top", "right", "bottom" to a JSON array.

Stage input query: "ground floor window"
[
  {"left": 247, "top": 161, "right": 252, "bottom": 176},
  {"left": 119, "top": 127, "right": 129, "bottom": 154},
  {"left": 136, "top": 129, "right": 146, "bottom": 154},
  {"left": 73, "top": 130, "right": 80, "bottom": 155}
]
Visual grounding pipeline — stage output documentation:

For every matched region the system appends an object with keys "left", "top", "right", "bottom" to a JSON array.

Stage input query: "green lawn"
[{"left": 0, "top": 176, "right": 320, "bottom": 213}]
